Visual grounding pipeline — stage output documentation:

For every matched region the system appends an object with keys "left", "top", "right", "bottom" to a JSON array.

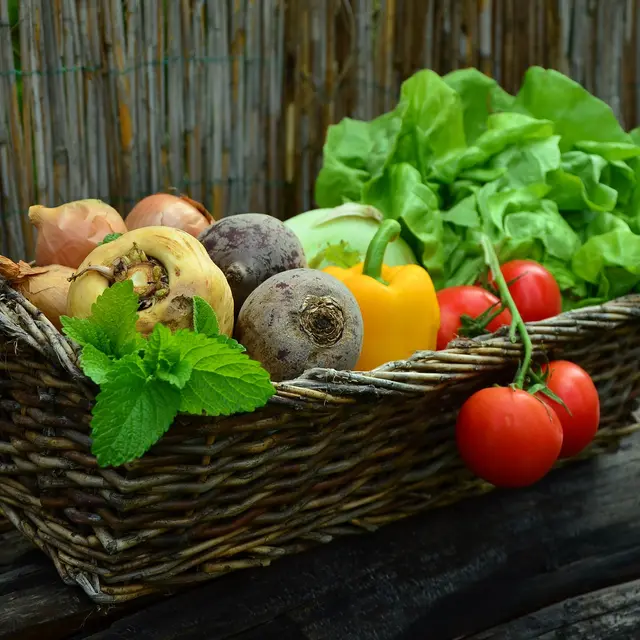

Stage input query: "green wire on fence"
[{"left": 0, "top": 55, "right": 275, "bottom": 78}]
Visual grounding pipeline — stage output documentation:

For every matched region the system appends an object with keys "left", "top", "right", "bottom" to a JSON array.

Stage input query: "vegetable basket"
[{"left": 1, "top": 275, "right": 640, "bottom": 604}]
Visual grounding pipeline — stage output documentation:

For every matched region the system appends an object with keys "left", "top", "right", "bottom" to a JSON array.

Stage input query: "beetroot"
[
  {"left": 235, "top": 269, "right": 364, "bottom": 382},
  {"left": 198, "top": 213, "right": 307, "bottom": 318}
]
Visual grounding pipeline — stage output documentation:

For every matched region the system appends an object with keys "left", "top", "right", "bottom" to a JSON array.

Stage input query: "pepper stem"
[
  {"left": 362, "top": 219, "right": 402, "bottom": 284},
  {"left": 480, "top": 235, "right": 532, "bottom": 389}
]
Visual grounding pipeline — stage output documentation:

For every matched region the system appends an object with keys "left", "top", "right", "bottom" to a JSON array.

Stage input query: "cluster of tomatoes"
[
  {"left": 436, "top": 259, "right": 601, "bottom": 489},
  {"left": 436, "top": 259, "right": 563, "bottom": 350}
]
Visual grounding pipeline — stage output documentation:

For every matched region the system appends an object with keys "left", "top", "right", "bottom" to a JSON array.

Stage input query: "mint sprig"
[
  {"left": 60, "top": 283, "right": 275, "bottom": 467},
  {"left": 62, "top": 279, "right": 144, "bottom": 359},
  {"left": 173, "top": 330, "right": 272, "bottom": 416},
  {"left": 90, "top": 356, "right": 181, "bottom": 467},
  {"left": 193, "top": 295, "right": 219, "bottom": 337}
]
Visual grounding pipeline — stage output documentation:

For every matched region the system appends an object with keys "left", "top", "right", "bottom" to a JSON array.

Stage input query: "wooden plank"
[
  {"left": 0, "top": 530, "right": 91, "bottom": 640},
  {"left": 68, "top": 432, "right": 640, "bottom": 640},
  {"left": 468, "top": 577, "right": 640, "bottom": 639},
  {"left": 0, "top": 533, "right": 83, "bottom": 639},
  {"left": 0, "top": 531, "right": 149, "bottom": 640},
  {"left": 0, "top": 576, "right": 90, "bottom": 640}
]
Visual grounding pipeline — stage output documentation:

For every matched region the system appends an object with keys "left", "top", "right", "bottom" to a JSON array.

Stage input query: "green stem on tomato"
[
  {"left": 362, "top": 219, "right": 402, "bottom": 284},
  {"left": 479, "top": 235, "right": 532, "bottom": 389}
]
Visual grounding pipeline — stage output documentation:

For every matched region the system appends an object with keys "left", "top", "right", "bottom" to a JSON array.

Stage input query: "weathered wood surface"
[{"left": 3, "top": 431, "right": 640, "bottom": 640}]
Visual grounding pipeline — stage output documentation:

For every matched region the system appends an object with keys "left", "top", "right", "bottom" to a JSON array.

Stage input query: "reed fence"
[{"left": 0, "top": 0, "right": 637, "bottom": 260}]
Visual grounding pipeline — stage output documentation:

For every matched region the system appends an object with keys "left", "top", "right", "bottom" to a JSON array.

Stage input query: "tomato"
[
  {"left": 487, "top": 260, "right": 561, "bottom": 322},
  {"left": 536, "top": 360, "right": 600, "bottom": 458},
  {"left": 436, "top": 285, "right": 512, "bottom": 350},
  {"left": 456, "top": 387, "right": 563, "bottom": 488}
]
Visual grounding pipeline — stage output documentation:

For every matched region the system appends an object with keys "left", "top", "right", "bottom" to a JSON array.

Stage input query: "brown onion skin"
[
  {"left": 0, "top": 257, "right": 73, "bottom": 330},
  {"left": 126, "top": 194, "right": 213, "bottom": 237},
  {"left": 29, "top": 199, "right": 128, "bottom": 269}
]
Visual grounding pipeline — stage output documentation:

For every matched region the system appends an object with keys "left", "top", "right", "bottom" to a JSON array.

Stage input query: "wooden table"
[{"left": 3, "top": 431, "right": 640, "bottom": 640}]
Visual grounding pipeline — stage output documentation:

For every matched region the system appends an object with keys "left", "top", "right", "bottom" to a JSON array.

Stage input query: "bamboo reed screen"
[{"left": 0, "top": 0, "right": 636, "bottom": 260}]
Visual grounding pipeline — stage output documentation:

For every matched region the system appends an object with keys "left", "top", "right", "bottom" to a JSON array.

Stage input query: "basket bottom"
[{"left": 0, "top": 422, "right": 636, "bottom": 605}]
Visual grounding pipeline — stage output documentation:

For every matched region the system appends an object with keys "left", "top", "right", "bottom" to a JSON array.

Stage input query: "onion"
[
  {"left": 29, "top": 199, "right": 128, "bottom": 269},
  {"left": 0, "top": 256, "right": 73, "bottom": 330},
  {"left": 125, "top": 193, "right": 214, "bottom": 237}
]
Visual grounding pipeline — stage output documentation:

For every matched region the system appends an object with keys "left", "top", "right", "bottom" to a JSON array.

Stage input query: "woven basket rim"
[{"left": 2, "top": 275, "right": 640, "bottom": 407}]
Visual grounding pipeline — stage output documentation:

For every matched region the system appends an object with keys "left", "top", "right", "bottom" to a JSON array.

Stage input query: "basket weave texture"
[{"left": 1, "top": 276, "right": 640, "bottom": 603}]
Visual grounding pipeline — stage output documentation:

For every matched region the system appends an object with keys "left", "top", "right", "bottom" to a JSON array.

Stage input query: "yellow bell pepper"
[{"left": 324, "top": 219, "right": 440, "bottom": 371}]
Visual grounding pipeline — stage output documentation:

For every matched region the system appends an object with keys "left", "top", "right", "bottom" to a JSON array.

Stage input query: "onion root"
[{"left": 0, "top": 256, "right": 74, "bottom": 330}]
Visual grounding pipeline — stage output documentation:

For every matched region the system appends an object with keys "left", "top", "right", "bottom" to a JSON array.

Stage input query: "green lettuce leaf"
[
  {"left": 547, "top": 152, "right": 618, "bottom": 212},
  {"left": 512, "top": 66, "right": 631, "bottom": 150},
  {"left": 443, "top": 68, "right": 515, "bottom": 143},
  {"left": 363, "top": 163, "right": 444, "bottom": 275},
  {"left": 393, "top": 69, "right": 466, "bottom": 177},
  {"left": 313, "top": 64, "right": 640, "bottom": 308},
  {"left": 314, "top": 111, "right": 402, "bottom": 207},
  {"left": 431, "top": 113, "right": 555, "bottom": 184}
]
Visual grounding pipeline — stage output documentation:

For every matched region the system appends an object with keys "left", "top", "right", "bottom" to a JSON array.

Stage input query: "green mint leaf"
[
  {"left": 177, "top": 324, "right": 246, "bottom": 354},
  {"left": 90, "top": 357, "right": 181, "bottom": 467},
  {"left": 79, "top": 344, "right": 115, "bottom": 385},
  {"left": 215, "top": 333, "right": 246, "bottom": 353},
  {"left": 143, "top": 323, "right": 181, "bottom": 374},
  {"left": 158, "top": 359, "right": 193, "bottom": 389},
  {"left": 61, "top": 280, "right": 143, "bottom": 358},
  {"left": 98, "top": 232, "right": 123, "bottom": 245},
  {"left": 142, "top": 323, "right": 192, "bottom": 389},
  {"left": 89, "top": 281, "right": 144, "bottom": 357},
  {"left": 193, "top": 296, "right": 219, "bottom": 337},
  {"left": 61, "top": 316, "right": 111, "bottom": 353},
  {"left": 173, "top": 331, "right": 275, "bottom": 416}
]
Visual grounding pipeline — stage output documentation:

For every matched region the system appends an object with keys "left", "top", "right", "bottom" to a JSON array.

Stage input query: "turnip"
[
  {"left": 67, "top": 226, "right": 234, "bottom": 337},
  {"left": 198, "top": 213, "right": 307, "bottom": 318},
  {"left": 235, "top": 269, "right": 364, "bottom": 382}
]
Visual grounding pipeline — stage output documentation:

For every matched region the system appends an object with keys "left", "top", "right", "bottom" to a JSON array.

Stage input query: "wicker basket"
[{"left": 1, "top": 276, "right": 640, "bottom": 603}]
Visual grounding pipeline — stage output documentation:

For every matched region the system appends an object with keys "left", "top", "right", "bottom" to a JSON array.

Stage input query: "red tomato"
[
  {"left": 436, "top": 285, "right": 512, "bottom": 350},
  {"left": 487, "top": 260, "right": 561, "bottom": 322},
  {"left": 536, "top": 360, "right": 600, "bottom": 458},
  {"left": 456, "top": 387, "right": 563, "bottom": 488}
]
